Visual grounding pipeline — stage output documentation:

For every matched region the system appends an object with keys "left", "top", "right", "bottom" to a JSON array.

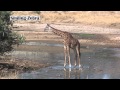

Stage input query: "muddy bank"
[
  {"left": 22, "top": 35, "right": 120, "bottom": 48},
  {"left": 0, "top": 56, "right": 49, "bottom": 79}
]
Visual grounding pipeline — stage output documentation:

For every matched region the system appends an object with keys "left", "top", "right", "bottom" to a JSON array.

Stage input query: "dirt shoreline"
[{"left": 0, "top": 57, "right": 49, "bottom": 79}]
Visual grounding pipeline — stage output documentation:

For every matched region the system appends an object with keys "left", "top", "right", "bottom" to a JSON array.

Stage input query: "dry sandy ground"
[
  {"left": 11, "top": 11, "right": 120, "bottom": 46},
  {"left": 12, "top": 11, "right": 120, "bottom": 29},
  {"left": 13, "top": 23, "right": 120, "bottom": 34},
  {"left": 13, "top": 23, "right": 120, "bottom": 48}
]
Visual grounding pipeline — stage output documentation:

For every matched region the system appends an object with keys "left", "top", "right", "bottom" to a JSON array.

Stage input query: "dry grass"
[
  {"left": 12, "top": 11, "right": 39, "bottom": 16},
  {"left": 12, "top": 11, "right": 120, "bottom": 28},
  {"left": 0, "top": 70, "right": 19, "bottom": 79}
]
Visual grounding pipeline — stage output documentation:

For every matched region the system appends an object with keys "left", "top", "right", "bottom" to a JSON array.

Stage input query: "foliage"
[{"left": 0, "top": 11, "right": 25, "bottom": 55}]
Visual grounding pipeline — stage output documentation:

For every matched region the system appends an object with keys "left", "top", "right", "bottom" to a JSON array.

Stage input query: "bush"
[
  {"left": 0, "top": 11, "right": 25, "bottom": 55},
  {"left": 33, "top": 11, "right": 41, "bottom": 14}
]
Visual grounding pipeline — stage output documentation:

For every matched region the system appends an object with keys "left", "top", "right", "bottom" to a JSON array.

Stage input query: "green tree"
[{"left": 0, "top": 11, "right": 25, "bottom": 55}]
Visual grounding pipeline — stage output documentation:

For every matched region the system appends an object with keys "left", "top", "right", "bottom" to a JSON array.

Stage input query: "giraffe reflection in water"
[{"left": 64, "top": 68, "right": 82, "bottom": 79}]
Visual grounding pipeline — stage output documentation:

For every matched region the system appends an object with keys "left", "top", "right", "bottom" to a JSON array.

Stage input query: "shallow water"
[{"left": 11, "top": 41, "right": 120, "bottom": 79}]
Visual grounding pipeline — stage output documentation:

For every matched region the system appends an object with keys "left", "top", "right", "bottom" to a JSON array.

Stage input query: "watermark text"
[{"left": 10, "top": 16, "right": 40, "bottom": 21}]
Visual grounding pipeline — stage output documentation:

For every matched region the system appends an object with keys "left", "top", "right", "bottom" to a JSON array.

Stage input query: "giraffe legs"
[
  {"left": 76, "top": 46, "right": 81, "bottom": 68},
  {"left": 64, "top": 45, "right": 67, "bottom": 68},
  {"left": 67, "top": 46, "right": 71, "bottom": 68},
  {"left": 73, "top": 48, "right": 77, "bottom": 67},
  {"left": 64, "top": 45, "right": 71, "bottom": 68},
  {"left": 64, "top": 43, "right": 81, "bottom": 68}
]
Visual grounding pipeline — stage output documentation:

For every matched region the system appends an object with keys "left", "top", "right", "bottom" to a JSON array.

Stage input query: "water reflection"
[
  {"left": 23, "top": 42, "right": 63, "bottom": 47},
  {"left": 12, "top": 51, "right": 49, "bottom": 60},
  {"left": 64, "top": 68, "right": 82, "bottom": 79},
  {"left": 102, "top": 74, "right": 110, "bottom": 79}
]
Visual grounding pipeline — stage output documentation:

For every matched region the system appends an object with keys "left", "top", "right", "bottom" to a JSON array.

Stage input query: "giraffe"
[{"left": 44, "top": 24, "right": 81, "bottom": 68}]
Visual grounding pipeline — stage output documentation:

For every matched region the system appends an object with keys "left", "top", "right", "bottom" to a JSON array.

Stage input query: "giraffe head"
[
  {"left": 47, "top": 24, "right": 50, "bottom": 26},
  {"left": 44, "top": 24, "right": 51, "bottom": 32}
]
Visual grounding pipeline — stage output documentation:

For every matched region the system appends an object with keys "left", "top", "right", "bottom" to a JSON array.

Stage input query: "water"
[
  {"left": 11, "top": 41, "right": 120, "bottom": 79},
  {"left": 23, "top": 42, "right": 64, "bottom": 47}
]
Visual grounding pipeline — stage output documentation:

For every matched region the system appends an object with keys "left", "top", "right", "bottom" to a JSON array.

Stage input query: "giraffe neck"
[{"left": 49, "top": 25, "right": 66, "bottom": 37}]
